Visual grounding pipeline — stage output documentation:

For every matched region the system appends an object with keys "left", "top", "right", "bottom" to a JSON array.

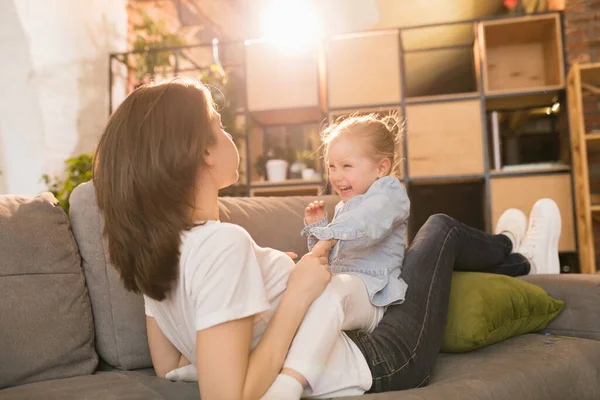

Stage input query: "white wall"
[{"left": 0, "top": 0, "right": 127, "bottom": 195}]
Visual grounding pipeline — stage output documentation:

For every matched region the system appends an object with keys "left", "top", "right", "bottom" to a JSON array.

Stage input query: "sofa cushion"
[
  {"left": 69, "top": 182, "right": 151, "bottom": 370},
  {"left": 69, "top": 181, "right": 340, "bottom": 370},
  {"left": 521, "top": 274, "right": 600, "bottom": 341},
  {"left": 442, "top": 272, "right": 564, "bottom": 352},
  {"left": 2, "top": 335, "right": 600, "bottom": 400},
  {"left": 423, "top": 334, "right": 600, "bottom": 400},
  {"left": 0, "top": 370, "right": 200, "bottom": 400},
  {"left": 218, "top": 195, "right": 340, "bottom": 258},
  {"left": 0, "top": 193, "right": 97, "bottom": 389}
]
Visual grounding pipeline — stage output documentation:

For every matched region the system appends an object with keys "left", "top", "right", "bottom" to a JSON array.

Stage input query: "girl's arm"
[
  {"left": 308, "top": 177, "right": 409, "bottom": 249},
  {"left": 195, "top": 289, "right": 313, "bottom": 400}
]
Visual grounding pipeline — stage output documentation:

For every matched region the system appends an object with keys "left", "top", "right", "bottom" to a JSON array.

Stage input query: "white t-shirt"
[{"left": 144, "top": 221, "right": 372, "bottom": 398}]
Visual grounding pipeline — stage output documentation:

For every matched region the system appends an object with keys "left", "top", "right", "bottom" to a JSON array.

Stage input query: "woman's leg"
[{"left": 346, "top": 213, "right": 538, "bottom": 392}]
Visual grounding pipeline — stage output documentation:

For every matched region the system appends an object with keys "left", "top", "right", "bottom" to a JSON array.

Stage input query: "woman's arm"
[
  {"left": 146, "top": 316, "right": 188, "bottom": 377},
  {"left": 196, "top": 290, "right": 311, "bottom": 400},
  {"left": 196, "top": 252, "right": 330, "bottom": 400}
]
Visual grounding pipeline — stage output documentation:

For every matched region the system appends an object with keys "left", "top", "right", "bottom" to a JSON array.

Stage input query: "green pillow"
[{"left": 441, "top": 272, "right": 565, "bottom": 353}]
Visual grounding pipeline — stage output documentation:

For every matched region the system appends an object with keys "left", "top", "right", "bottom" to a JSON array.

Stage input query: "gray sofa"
[{"left": 2, "top": 181, "right": 600, "bottom": 400}]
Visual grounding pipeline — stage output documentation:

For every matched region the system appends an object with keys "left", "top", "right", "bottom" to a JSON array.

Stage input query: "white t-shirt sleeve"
[
  {"left": 185, "top": 225, "right": 271, "bottom": 332},
  {"left": 143, "top": 296, "right": 154, "bottom": 317}
]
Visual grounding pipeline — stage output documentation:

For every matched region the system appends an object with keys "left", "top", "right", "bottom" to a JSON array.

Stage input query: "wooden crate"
[
  {"left": 490, "top": 173, "right": 575, "bottom": 252},
  {"left": 326, "top": 30, "right": 402, "bottom": 109},
  {"left": 245, "top": 40, "right": 325, "bottom": 124},
  {"left": 479, "top": 13, "right": 564, "bottom": 94},
  {"left": 405, "top": 99, "right": 485, "bottom": 178}
]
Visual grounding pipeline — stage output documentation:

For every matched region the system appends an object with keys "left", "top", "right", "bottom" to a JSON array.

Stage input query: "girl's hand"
[
  {"left": 305, "top": 200, "right": 326, "bottom": 225},
  {"left": 286, "top": 253, "right": 331, "bottom": 306}
]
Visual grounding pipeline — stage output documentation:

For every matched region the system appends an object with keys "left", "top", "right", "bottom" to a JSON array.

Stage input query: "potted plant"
[
  {"left": 296, "top": 150, "right": 320, "bottom": 180},
  {"left": 254, "top": 147, "right": 295, "bottom": 182},
  {"left": 127, "top": 9, "right": 187, "bottom": 87},
  {"left": 41, "top": 153, "right": 94, "bottom": 214}
]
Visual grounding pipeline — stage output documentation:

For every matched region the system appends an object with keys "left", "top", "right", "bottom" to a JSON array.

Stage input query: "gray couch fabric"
[
  {"left": 69, "top": 182, "right": 152, "bottom": 370},
  {"left": 0, "top": 193, "right": 97, "bottom": 389},
  {"left": 522, "top": 274, "right": 600, "bottom": 341},
  {"left": 2, "top": 334, "right": 599, "bottom": 400}
]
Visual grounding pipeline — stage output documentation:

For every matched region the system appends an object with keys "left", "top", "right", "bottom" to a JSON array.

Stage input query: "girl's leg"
[
  {"left": 262, "top": 274, "right": 382, "bottom": 399},
  {"left": 347, "top": 210, "right": 557, "bottom": 393}
]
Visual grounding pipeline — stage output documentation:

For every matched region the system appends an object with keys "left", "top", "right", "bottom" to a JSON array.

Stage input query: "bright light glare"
[
  {"left": 551, "top": 102, "right": 560, "bottom": 113},
  {"left": 260, "top": 1, "right": 321, "bottom": 48}
]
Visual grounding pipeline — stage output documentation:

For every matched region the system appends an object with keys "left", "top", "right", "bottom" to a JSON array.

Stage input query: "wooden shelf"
[
  {"left": 479, "top": 14, "right": 564, "bottom": 95},
  {"left": 249, "top": 179, "right": 324, "bottom": 197},
  {"left": 586, "top": 133, "right": 600, "bottom": 152},
  {"left": 239, "top": 14, "right": 577, "bottom": 272},
  {"left": 404, "top": 92, "right": 480, "bottom": 105},
  {"left": 250, "top": 107, "right": 324, "bottom": 126},
  {"left": 245, "top": 39, "right": 325, "bottom": 125},
  {"left": 327, "top": 30, "right": 402, "bottom": 109},
  {"left": 579, "top": 63, "right": 600, "bottom": 85},
  {"left": 490, "top": 173, "right": 575, "bottom": 252},
  {"left": 408, "top": 175, "right": 484, "bottom": 185},
  {"left": 486, "top": 90, "right": 561, "bottom": 110},
  {"left": 490, "top": 164, "right": 571, "bottom": 176},
  {"left": 250, "top": 178, "right": 324, "bottom": 188},
  {"left": 406, "top": 99, "right": 485, "bottom": 178}
]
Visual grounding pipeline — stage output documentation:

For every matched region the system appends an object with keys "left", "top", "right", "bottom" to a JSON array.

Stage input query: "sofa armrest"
[{"left": 520, "top": 274, "right": 600, "bottom": 341}]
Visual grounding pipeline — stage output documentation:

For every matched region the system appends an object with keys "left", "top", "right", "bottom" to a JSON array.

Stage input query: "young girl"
[
  {"left": 94, "top": 78, "right": 561, "bottom": 400},
  {"left": 258, "top": 114, "right": 411, "bottom": 399}
]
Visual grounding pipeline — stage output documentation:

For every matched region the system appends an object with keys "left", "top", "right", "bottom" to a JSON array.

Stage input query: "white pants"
[{"left": 283, "top": 274, "right": 384, "bottom": 391}]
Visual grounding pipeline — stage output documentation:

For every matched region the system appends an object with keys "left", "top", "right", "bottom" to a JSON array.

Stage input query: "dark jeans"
[{"left": 347, "top": 214, "right": 530, "bottom": 392}]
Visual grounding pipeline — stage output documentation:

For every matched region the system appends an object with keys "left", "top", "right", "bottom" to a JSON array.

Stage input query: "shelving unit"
[
  {"left": 326, "top": 30, "right": 402, "bottom": 109},
  {"left": 567, "top": 62, "right": 600, "bottom": 273},
  {"left": 478, "top": 13, "right": 564, "bottom": 95},
  {"left": 405, "top": 99, "right": 485, "bottom": 179},
  {"left": 241, "top": 11, "right": 578, "bottom": 269}
]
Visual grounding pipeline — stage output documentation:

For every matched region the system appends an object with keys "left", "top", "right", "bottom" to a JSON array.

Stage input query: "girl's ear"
[{"left": 377, "top": 157, "right": 391, "bottom": 177}]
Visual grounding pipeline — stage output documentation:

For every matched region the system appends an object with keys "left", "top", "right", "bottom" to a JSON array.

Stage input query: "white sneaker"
[
  {"left": 495, "top": 208, "right": 528, "bottom": 252},
  {"left": 517, "top": 199, "right": 562, "bottom": 274}
]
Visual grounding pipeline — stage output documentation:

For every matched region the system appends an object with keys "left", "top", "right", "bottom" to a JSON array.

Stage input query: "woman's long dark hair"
[{"left": 94, "top": 78, "right": 215, "bottom": 300}]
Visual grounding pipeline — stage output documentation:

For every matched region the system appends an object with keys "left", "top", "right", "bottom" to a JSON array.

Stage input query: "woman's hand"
[
  {"left": 286, "top": 252, "right": 331, "bottom": 306},
  {"left": 311, "top": 239, "right": 337, "bottom": 259}
]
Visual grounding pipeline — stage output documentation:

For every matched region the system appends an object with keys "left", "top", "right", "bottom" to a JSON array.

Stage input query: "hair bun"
[{"left": 381, "top": 114, "right": 402, "bottom": 136}]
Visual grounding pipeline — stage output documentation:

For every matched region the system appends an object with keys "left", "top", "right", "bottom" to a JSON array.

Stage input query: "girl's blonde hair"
[{"left": 322, "top": 113, "right": 404, "bottom": 178}]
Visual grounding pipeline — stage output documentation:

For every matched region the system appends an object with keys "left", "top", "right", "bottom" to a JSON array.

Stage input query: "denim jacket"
[{"left": 301, "top": 176, "right": 410, "bottom": 307}]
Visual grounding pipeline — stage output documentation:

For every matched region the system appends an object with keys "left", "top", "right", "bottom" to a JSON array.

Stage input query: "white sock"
[{"left": 261, "top": 374, "right": 304, "bottom": 400}]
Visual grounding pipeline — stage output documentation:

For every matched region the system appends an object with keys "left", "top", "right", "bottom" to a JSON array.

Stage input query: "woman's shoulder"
[
  {"left": 183, "top": 222, "right": 254, "bottom": 249},
  {"left": 180, "top": 222, "right": 257, "bottom": 275}
]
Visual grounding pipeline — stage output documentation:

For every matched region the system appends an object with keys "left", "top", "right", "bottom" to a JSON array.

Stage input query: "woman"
[{"left": 93, "top": 78, "right": 561, "bottom": 399}]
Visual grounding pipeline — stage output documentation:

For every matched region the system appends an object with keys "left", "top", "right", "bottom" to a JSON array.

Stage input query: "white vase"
[
  {"left": 302, "top": 168, "right": 316, "bottom": 180},
  {"left": 266, "top": 159, "right": 288, "bottom": 182}
]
